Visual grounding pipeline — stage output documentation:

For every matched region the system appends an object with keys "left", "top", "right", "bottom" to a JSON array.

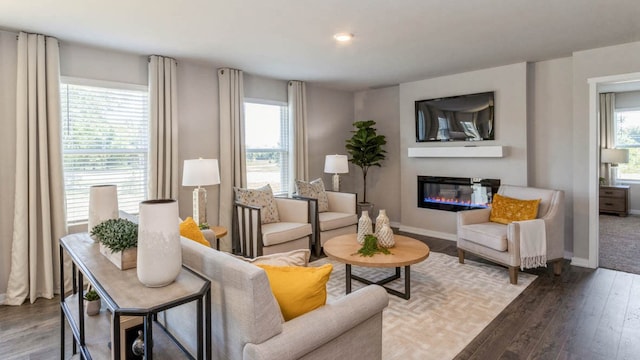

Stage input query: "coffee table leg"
[
  {"left": 346, "top": 264, "right": 352, "bottom": 294},
  {"left": 405, "top": 265, "right": 410, "bottom": 300}
]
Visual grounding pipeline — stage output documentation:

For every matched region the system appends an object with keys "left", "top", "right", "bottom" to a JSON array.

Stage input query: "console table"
[{"left": 59, "top": 233, "right": 211, "bottom": 359}]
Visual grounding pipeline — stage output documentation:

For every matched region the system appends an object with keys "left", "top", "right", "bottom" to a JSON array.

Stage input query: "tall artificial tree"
[{"left": 345, "top": 120, "right": 387, "bottom": 204}]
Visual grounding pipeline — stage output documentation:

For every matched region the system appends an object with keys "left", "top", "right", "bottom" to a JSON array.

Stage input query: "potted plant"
[
  {"left": 345, "top": 120, "right": 387, "bottom": 212},
  {"left": 90, "top": 218, "right": 138, "bottom": 270},
  {"left": 84, "top": 288, "right": 101, "bottom": 316}
]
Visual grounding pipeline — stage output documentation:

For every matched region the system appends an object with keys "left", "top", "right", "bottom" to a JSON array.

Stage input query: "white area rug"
[{"left": 313, "top": 252, "right": 536, "bottom": 360}]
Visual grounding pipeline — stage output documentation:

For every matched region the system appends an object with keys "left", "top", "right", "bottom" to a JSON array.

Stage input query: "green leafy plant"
[
  {"left": 90, "top": 218, "right": 138, "bottom": 253},
  {"left": 198, "top": 222, "right": 210, "bottom": 230},
  {"left": 345, "top": 120, "right": 387, "bottom": 203},
  {"left": 354, "top": 234, "right": 391, "bottom": 257},
  {"left": 84, "top": 289, "right": 100, "bottom": 301}
]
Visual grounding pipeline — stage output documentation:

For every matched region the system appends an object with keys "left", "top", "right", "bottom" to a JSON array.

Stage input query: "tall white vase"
[
  {"left": 88, "top": 185, "right": 119, "bottom": 240},
  {"left": 374, "top": 209, "right": 390, "bottom": 235},
  {"left": 137, "top": 199, "right": 182, "bottom": 287},
  {"left": 357, "top": 210, "right": 373, "bottom": 245}
]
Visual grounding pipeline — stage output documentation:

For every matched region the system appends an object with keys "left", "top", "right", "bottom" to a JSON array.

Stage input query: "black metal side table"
[{"left": 59, "top": 233, "right": 211, "bottom": 359}]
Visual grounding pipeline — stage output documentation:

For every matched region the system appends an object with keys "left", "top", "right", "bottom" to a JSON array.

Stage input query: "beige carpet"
[
  {"left": 313, "top": 252, "right": 536, "bottom": 360},
  {"left": 599, "top": 214, "right": 640, "bottom": 274}
]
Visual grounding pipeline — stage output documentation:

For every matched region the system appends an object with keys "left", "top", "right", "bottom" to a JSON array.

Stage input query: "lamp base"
[
  {"left": 193, "top": 187, "right": 207, "bottom": 225},
  {"left": 332, "top": 174, "right": 340, "bottom": 192}
]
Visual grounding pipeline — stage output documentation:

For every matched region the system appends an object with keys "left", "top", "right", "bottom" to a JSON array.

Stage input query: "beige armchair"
[
  {"left": 299, "top": 191, "right": 358, "bottom": 256},
  {"left": 233, "top": 197, "right": 313, "bottom": 257},
  {"left": 456, "top": 185, "right": 565, "bottom": 284}
]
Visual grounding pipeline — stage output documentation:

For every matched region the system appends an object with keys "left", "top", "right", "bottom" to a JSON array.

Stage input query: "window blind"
[
  {"left": 61, "top": 81, "right": 149, "bottom": 223},
  {"left": 244, "top": 101, "right": 289, "bottom": 194}
]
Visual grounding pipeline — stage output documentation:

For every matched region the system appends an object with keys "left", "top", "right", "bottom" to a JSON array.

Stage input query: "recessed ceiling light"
[{"left": 333, "top": 33, "right": 354, "bottom": 42}]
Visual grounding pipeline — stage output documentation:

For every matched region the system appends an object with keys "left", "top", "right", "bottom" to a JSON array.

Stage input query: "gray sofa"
[{"left": 160, "top": 237, "right": 389, "bottom": 360}]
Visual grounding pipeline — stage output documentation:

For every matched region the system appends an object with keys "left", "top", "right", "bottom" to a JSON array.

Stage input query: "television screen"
[{"left": 415, "top": 91, "right": 495, "bottom": 142}]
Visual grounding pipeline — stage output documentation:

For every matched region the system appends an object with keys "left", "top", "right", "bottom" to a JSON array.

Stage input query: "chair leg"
[
  {"left": 457, "top": 248, "right": 465, "bottom": 264},
  {"left": 553, "top": 259, "right": 563, "bottom": 276},
  {"left": 508, "top": 266, "right": 518, "bottom": 285}
]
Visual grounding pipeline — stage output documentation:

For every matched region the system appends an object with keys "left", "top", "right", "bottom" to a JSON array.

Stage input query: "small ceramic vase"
[
  {"left": 376, "top": 223, "right": 395, "bottom": 248},
  {"left": 357, "top": 211, "right": 373, "bottom": 245},
  {"left": 375, "top": 209, "right": 390, "bottom": 234}
]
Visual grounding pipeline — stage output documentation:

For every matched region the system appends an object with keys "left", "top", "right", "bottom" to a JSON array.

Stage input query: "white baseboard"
[
  {"left": 629, "top": 209, "right": 640, "bottom": 215},
  {"left": 564, "top": 251, "right": 573, "bottom": 260},
  {"left": 398, "top": 225, "right": 457, "bottom": 241},
  {"left": 571, "top": 256, "right": 593, "bottom": 268},
  {"left": 0, "top": 293, "right": 5, "bottom": 304}
]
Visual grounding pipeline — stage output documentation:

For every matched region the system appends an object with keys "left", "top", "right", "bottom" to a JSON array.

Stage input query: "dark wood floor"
[{"left": 2, "top": 232, "right": 639, "bottom": 360}]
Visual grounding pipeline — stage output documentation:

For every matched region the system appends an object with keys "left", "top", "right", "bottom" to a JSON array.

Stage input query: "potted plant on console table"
[
  {"left": 346, "top": 120, "right": 387, "bottom": 215},
  {"left": 90, "top": 218, "right": 138, "bottom": 270}
]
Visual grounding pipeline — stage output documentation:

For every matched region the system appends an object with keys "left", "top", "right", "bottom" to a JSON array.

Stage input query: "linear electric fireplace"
[{"left": 417, "top": 176, "right": 500, "bottom": 212}]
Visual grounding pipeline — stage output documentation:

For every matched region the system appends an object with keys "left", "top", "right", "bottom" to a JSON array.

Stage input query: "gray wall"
[
  {"left": 353, "top": 86, "right": 401, "bottom": 223},
  {"left": 398, "top": 63, "right": 528, "bottom": 239},
  {"left": 528, "top": 57, "right": 574, "bottom": 255},
  {"left": 306, "top": 84, "right": 355, "bottom": 190}
]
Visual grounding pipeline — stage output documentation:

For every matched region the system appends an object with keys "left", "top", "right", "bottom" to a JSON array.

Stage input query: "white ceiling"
[{"left": 1, "top": 0, "right": 640, "bottom": 91}]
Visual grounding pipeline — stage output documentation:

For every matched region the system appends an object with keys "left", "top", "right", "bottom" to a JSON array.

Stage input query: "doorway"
[{"left": 589, "top": 73, "right": 640, "bottom": 274}]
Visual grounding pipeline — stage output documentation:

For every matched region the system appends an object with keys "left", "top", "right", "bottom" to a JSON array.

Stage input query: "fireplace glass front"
[{"left": 417, "top": 176, "right": 500, "bottom": 212}]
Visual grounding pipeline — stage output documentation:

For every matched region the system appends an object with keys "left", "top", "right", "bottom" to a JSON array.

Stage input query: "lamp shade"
[
  {"left": 324, "top": 155, "right": 349, "bottom": 174},
  {"left": 601, "top": 148, "right": 629, "bottom": 165},
  {"left": 182, "top": 159, "right": 221, "bottom": 186}
]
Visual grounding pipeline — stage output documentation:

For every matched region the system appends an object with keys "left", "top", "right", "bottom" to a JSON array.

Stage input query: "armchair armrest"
[
  {"left": 233, "top": 202, "right": 262, "bottom": 256},
  {"left": 326, "top": 191, "right": 357, "bottom": 214},
  {"left": 243, "top": 285, "right": 389, "bottom": 360},
  {"left": 457, "top": 208, "right": 491, "bottom": 226},
  {"left": 275, "top": 197, "right": 309, "bottom": 223}
]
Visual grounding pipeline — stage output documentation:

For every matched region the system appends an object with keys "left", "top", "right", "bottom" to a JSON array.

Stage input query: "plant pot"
[
  {"left": 85, "top": 299, "right": 101, "bottom": 316},
  {"left": 357, "top": 202, "right": 374, "bottom": 217},
  {"left": 99, "top": 244, "right": 137, "bottom": 270}
]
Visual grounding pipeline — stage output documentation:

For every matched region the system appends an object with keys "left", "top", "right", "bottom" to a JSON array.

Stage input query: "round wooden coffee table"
[{"left": 323, "top": 233, "right": 430, "bottom": 299}]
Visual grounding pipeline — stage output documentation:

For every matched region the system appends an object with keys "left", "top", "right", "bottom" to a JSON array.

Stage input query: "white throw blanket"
[{"left": 517, "top": 219, "right": 547, "bottom": 270}]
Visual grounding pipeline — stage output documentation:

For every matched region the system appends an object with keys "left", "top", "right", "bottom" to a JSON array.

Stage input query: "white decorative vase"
[
  {"left": 88, "top": 185, "right": 119, "bottom": 241},
  {"left": 375, "top": 209, "right": 390, "bottom": 234},
  {"left": 137, "top": 199, "right": 182, "bottom": 287},
  {"left": 376, "top": 223, "right": 395, "bottom": 248},
  {"left": 357, "top": 210, "right": 373, "bottom": 245},
  {"left": 85, "top": 299, "right": 101, "bottom": 316}
]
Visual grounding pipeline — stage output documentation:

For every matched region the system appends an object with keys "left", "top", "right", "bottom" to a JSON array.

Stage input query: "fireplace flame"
[{"left": 423, "top": 196, "right": 489, "bottom": 208}]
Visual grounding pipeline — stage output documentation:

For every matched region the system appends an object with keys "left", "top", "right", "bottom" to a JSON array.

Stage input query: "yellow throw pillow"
[
  {"left": 489, "top": 194, "right": 541, "bottom": 225},
  {"left": 179, "top": 217, "right": 211, "bottom": 247},
  {"left": 257, "top": 264, "right": 333, "bottom": 321}
]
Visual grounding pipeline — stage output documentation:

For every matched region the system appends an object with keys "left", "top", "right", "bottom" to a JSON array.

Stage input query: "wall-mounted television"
[{"left": 415, "top": 91, "right": 495, "bottom": 142}]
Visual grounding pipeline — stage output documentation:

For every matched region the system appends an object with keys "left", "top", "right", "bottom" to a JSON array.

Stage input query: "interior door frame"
[{"left": 587, "top": 71, "right": 640, "bottom": 268}]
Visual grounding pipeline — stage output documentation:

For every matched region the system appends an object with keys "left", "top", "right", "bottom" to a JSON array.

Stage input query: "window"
[
  {"left": 61, "top": 78, "right": 149, "bottom": 223},
  {"left": 614, "top": 109, "right": 640, "bottom": 181},
  {"left": 244, "top": 101, "right": 289, "bottom": 194}
]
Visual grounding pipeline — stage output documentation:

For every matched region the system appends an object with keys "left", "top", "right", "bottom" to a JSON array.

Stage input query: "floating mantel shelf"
[{"left": 407, "top": 146, "right": 504, "bottom": 158}]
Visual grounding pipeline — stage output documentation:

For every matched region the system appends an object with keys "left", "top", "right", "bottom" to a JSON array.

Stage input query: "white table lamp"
[
  {"left": 324, "top": 155, "right": 349, "bottom": 192},
  {"left": 182, "top": 158, "right": 220, "bottom": 225},
  {"left": 601, "top": 148, "right": 629, "bottom": 185}
]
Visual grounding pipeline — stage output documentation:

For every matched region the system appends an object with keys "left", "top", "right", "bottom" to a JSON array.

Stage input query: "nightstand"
[{"left": 599, "top": 185, "right": 630, "bottom": 217}]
